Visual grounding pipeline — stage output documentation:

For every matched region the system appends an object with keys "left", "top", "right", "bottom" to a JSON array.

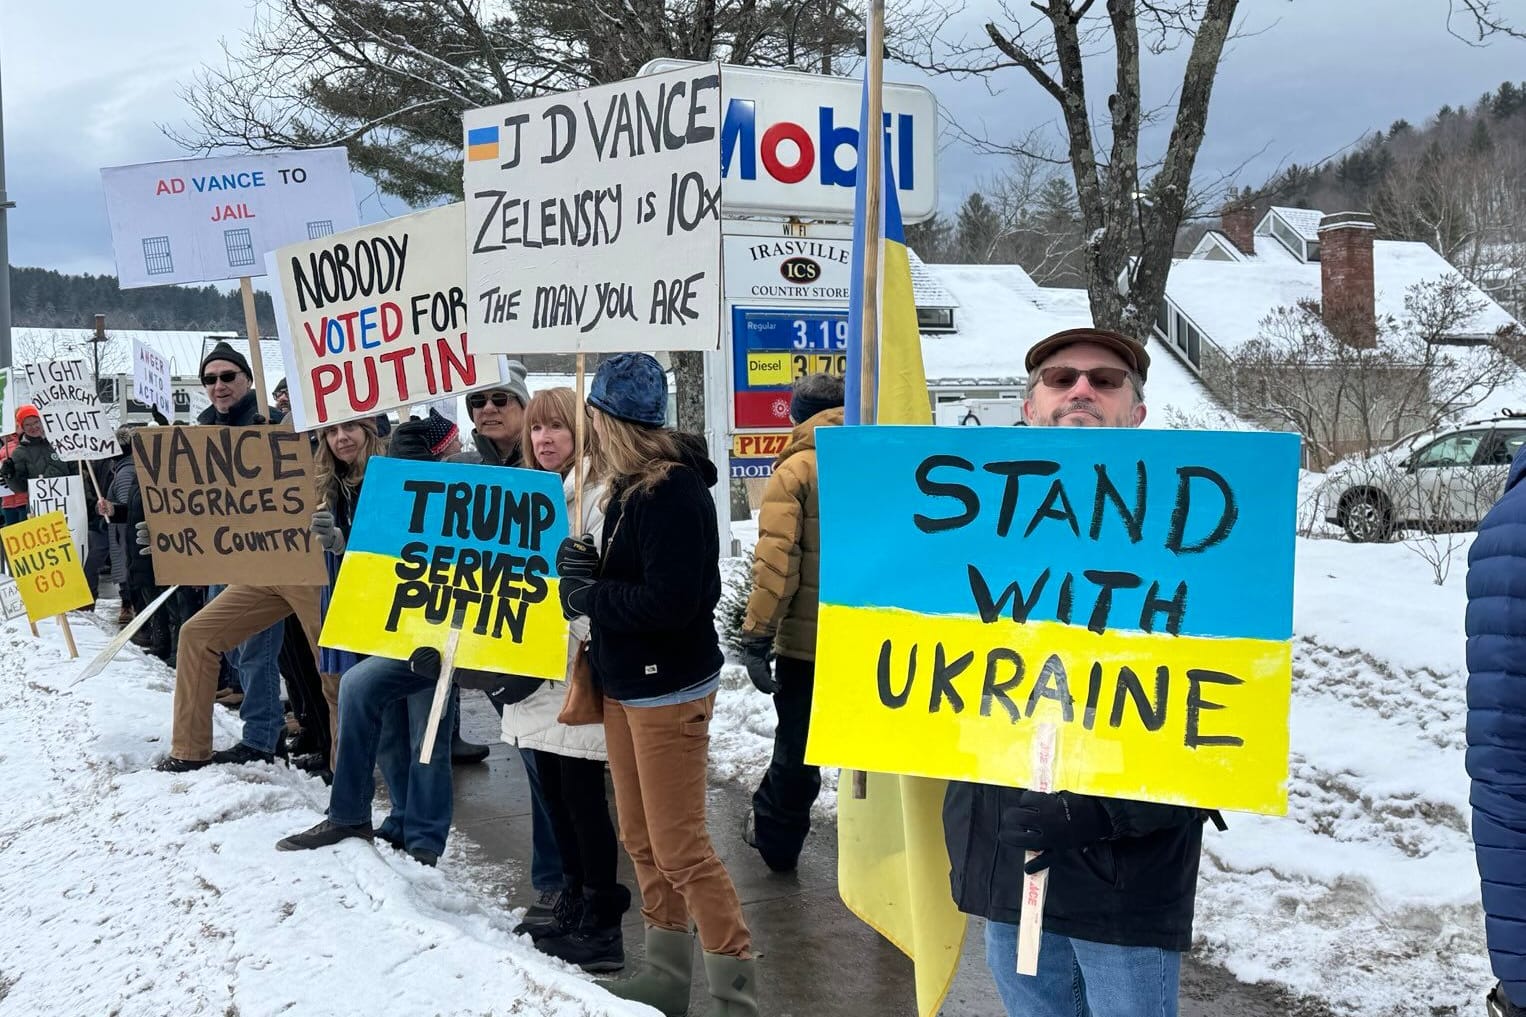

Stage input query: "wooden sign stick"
[
  {"left": 1017, "top": 722, "right": 1060, "bottom": 976},
  {"left": 56, "top": 613, "right": 78, "bottom": 659},
  {"left": 240, "top": 276, "right": 272, "bottom": 419},
  {"left": 418, "top": 626, "right": 462, "bottom": 764},
  {"left": 80, "top": 459, "right": 104, "bottom": 501},
  {"left": 574, "top": 352, "right": 586, "bottom": 529},
  {"left": 73, "top": 585, "right": 178, "bottom": 686}
]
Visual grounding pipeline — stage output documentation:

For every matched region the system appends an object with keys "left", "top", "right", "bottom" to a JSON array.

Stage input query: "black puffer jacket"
[
  {"left": 587, "top": 435, "right": 723, "bottom": 702},
  {"left": 943, "top": 782, "right": 1209, "bottom": 950},
  {"left": 197, "top": 391, "right": 267, "bottom": 427},
  {"left": 0, "top": 434, "right": 70, "bottom": 495}
]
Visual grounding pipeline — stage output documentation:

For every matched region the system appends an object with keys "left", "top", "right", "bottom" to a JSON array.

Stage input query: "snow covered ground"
[
  {"left": 0, "top": 527, "right": 1488, "bottom": 1016},
  {"left": 0, "top": 608, "right": 653, "bottom": 1017}
]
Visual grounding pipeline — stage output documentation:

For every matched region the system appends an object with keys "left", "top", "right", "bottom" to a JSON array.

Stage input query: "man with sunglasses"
[
  {"left": 944, "top": 328, "right": 1212, "bottom": 1017},
  {"left": 454, "top": 364, "right": 532, "bottom": 468},
  {"left": 149, "top": 342, "right": 323, "bottom": 773}
]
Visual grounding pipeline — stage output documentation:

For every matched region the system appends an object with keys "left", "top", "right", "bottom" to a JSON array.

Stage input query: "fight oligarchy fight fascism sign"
[
  {"left": 804, "top": 426, "right": 1302, "bottom": 816},
  {"left": 462, "top": 64, "right": 723, "bottom": 354},
  {"left": 320, "top": 458, "right": 570, "bottom": 675},
  {"left": 269, "top": 203, "right": 511, "bottom": 430}
]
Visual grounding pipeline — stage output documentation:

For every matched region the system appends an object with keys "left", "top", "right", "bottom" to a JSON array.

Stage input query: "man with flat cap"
[{"left": 943, "top": 328, "right": 1218, "bottom": 1017}]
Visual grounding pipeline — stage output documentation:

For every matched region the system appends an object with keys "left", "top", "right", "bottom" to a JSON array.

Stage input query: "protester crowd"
[{"left": 15, "top": 326, "right": 1466, "bottom": 1017}]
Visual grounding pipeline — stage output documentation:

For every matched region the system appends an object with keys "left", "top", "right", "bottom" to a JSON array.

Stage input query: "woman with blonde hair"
[
  {"left": 555, "top": 354, "right": 757, "bottom": 1016},
  {"left": 310, "top": 417, "right": 387, "bottom": 760},
  {"left": 501, "top": 386, "right": 631, "bottom": 971}
]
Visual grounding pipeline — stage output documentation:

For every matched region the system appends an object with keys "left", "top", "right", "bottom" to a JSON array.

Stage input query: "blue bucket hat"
[{"left": 588, "top": 353, "right": 666, "bottom": 427}]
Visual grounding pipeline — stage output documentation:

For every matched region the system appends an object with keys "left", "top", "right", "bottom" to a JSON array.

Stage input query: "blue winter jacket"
[{"left": 1467, "top": 448, "right": 1526, "bottom": 1000}]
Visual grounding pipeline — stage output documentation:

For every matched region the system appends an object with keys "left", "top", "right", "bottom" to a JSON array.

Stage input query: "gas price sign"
[{"left": 732, "top": 305, "right": 849, "bottom": 431}]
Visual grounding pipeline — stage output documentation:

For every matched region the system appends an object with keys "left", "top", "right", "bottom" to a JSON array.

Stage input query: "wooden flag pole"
[
  {"left": 1017, "top": 723, "right": 1060, "bottom": 975},
  {"left": 239, "top": 277, "right": 272, "bottom": 419},
  {"left": 574, "top": 352, "right": 586, "bottom": 530},
  {"left": 851, "top": 0, "right": 887, "bottom": 803},
  {"left": 418, "top": 626, "right": 463, "bottom": 764},
  {"left": 56, "top": 614, "right": 78, "bottom": 659}
]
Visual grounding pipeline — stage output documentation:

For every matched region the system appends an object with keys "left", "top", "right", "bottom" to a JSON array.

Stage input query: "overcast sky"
[{"left": 4, "top": 0, "right": 1525, "bottom": 276}]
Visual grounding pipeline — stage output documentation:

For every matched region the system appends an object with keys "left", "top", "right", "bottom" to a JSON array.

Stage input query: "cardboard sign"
[
  {"left": 320, "top": 457, "right": 570, "bottom": 674},
  {"left": 462, "top": 65, "right": 723, "bottom": 354},
  {"left": 28, "top": 475, "right": 87, "bottom": 553},
  {"left": 21, "top": 360, "right": 115, "bottom": 461},
  {"left": 0, "top": 511, "right": 92, "bottom": 621},
  {"left": 805, "top": 427, "right": 1302, "bottom": 816},
  {"left": 268, "top": 203, "right": 511, "bottom": 430},
  {"left": 100, "top": 148, "right": 359, "bottom": 289},
  {"left": 132, "top": 339, "right": 174, "bottom": 420},
  {"left": 0, "top": 577, "right": 26, "bottom": 621},
  {"left": 131, "top": 426, "right": 326, "bottom": 586}
]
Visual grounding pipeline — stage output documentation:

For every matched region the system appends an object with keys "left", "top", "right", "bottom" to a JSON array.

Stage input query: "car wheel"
[{"left": 1342, "top": 491, "right": 1393, "bottom": 543}]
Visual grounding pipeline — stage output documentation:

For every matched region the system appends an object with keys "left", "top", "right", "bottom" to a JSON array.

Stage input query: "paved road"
[{"left": 450, "top": 698, "right": 1332, "bottom": 1017}]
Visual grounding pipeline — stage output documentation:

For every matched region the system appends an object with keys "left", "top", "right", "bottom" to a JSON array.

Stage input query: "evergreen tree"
[{"left": 955, "top": 193, "right": 1003, "bottom": 263}]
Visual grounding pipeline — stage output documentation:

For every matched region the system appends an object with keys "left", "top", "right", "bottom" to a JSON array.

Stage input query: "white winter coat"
[{"left": 499, "top": 465, "right": 609, "bottom": 761}]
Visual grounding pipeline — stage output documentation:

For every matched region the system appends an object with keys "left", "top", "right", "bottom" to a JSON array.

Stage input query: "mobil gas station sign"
[{"left": 641, "top": 60, "right": 938, "bottom": 223}]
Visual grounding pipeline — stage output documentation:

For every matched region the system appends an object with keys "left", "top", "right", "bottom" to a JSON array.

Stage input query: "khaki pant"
[
  {"left": 604, "top": 692, "right": 751, "bottom": 958},
  {"left": 321, "top": 671, "right": 342, "bottom": 768},
  {"left": 170, "top": 584, "right": 321, "bottom": 760}
]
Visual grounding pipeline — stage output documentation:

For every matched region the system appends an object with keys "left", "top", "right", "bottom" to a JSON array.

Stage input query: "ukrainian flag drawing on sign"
[
  {"left": 321, "top": 457, "right": 569, "bottom": 676},
  {"left": 466, "top": 125, "right": 500, "bottom": 162},
  {"left": 834, "top": 75, "right": 965, "bottom": 1017}
]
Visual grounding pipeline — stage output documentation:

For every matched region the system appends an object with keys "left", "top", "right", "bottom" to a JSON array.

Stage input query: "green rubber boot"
[
  {"left": 701, "top": 952, "right": 759, "bottom": 1017},
  {"left": 604, "top": 926, "right": 693, "bottom": 1017}
]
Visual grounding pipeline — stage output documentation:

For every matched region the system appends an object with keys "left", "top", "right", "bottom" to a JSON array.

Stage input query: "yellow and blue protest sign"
[
  {"left": 320, "top": 457, "right": 570, "bottom": 675},
  {"left": 806, "top": 426, "right": 1301, "bottom": 815}
]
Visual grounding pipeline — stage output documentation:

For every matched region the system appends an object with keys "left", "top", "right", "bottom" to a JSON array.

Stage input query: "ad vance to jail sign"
[
  {"left": 805, "top": 426, "right": 1301, "bottom": 816},
  {"left": 320, "top": 457, "right": 570, "bottom": 674}
]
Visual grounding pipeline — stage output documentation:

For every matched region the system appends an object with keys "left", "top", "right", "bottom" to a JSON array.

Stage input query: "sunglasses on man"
[
  {"left": 202, "top": 370, "right": 245, "bottom": 387},
  {"left": 1036, "top": 366, "right": 1132, "bottom": 392},
  {"left": 467, "top": 391, "right": 517, "bottom": 410}
]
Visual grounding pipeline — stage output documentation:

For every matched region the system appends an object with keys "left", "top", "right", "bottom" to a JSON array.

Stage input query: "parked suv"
[{"left": 1324, "top": 413, "right": 1526, "bottom": 542}]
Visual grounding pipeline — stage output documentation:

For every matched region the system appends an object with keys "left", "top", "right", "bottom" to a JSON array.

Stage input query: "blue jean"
[
  {"left": 519, "top": 746, "right": 567, "bottom": 893},
  {"left": 985, "top": 921, "right": 1181, "bottom": 1017},
  {"left": 328, "top": 655, "right": 455, "bottom": 856},
  {"left": 207, "top": 584, "right": 287, "bottom": 753}
]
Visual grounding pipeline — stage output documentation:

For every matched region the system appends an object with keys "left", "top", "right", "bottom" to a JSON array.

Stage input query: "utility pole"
[{"left": 0, "top": 48, "right": 14, "bottom": 370}]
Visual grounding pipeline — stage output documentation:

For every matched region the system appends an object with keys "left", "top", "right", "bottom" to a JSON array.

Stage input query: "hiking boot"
[
  {"left": 118, "top": 603, "right": 135, "bottom": 626},
  {"left": 538, "top": 924, "right": 624, "bottom": 973},
  {"left": 376, "top": 827, "right": 405, "bottom": 852},
  {"left": 214, "top": 689, "right": 244, "bottom": 710},
  {"left": 276, "top": 819, "right": 374, "bottom": 852},
  {"left": 604, "top": 926, "right": 694, "bottom": 1017},
  {"left": 154, "top": 755, "right": 212, "bottom": 773},
  {"left": 537, "top": 886, "right": 631, "bottom": 973},
  {"left": 210, "top": 742, "right": 275, "bottom": 766},
  {"left": 291, "top": 752, "right": 329, "bottom": 774},
  {"left": 515, "top": 891, "right": 581, "bottom": 940},
  {"left": 701, "top": 952, "right": 759, "bottom": 1017},
  {"left": 408, "top": 848, "right": 439, "bottom": 867},
  {"left": 451, "top": 733, "right": 489, "bottom": 764}
]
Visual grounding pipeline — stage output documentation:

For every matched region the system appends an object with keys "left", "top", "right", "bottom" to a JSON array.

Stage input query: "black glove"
[
  {"left": 737, "top": 633, "right": 778, "bottom": 694},
  {"left": 135, "top": 521, "right": 153, "bottom": 558},
  {"left": 998, "top": 790, "right": 1113, "bottom": 872},
  {"left": 409, "top": 646, "right": 442, "bottom": 680},
  {"left": 556, "top": 534, "right": 600, "bottom": 621},
  {"left": 310, "top": 509, "right": 345, "bottom": 554}
]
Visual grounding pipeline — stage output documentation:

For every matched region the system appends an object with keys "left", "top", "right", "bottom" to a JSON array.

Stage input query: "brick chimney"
[
  {"left": 1318, "top": 212, "right": 1377, "bottom": 348},
  {"left": 1220, "top": 205, "right": 1256, "bottom": 257}
]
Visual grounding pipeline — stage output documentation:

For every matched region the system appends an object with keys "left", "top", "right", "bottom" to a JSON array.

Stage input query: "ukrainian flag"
[
  {"left": 835, "top": 78, "right": 966, "bottom": 1017},
  {"left": 467, "top": 125, "right": 501, "bottom": 162}
]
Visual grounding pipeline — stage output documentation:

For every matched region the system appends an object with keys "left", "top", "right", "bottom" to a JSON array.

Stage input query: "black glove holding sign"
[
  {"left": 998, "top": 789, "right": 1114, "bottom": 874},
  {"left": 556, "top": 534, "right": 600, "bottom": 620}
]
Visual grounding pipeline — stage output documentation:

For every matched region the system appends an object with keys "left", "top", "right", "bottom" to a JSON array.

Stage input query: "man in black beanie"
[{"left": 197, "top": 341, "right": 265, "bottom": 426}]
